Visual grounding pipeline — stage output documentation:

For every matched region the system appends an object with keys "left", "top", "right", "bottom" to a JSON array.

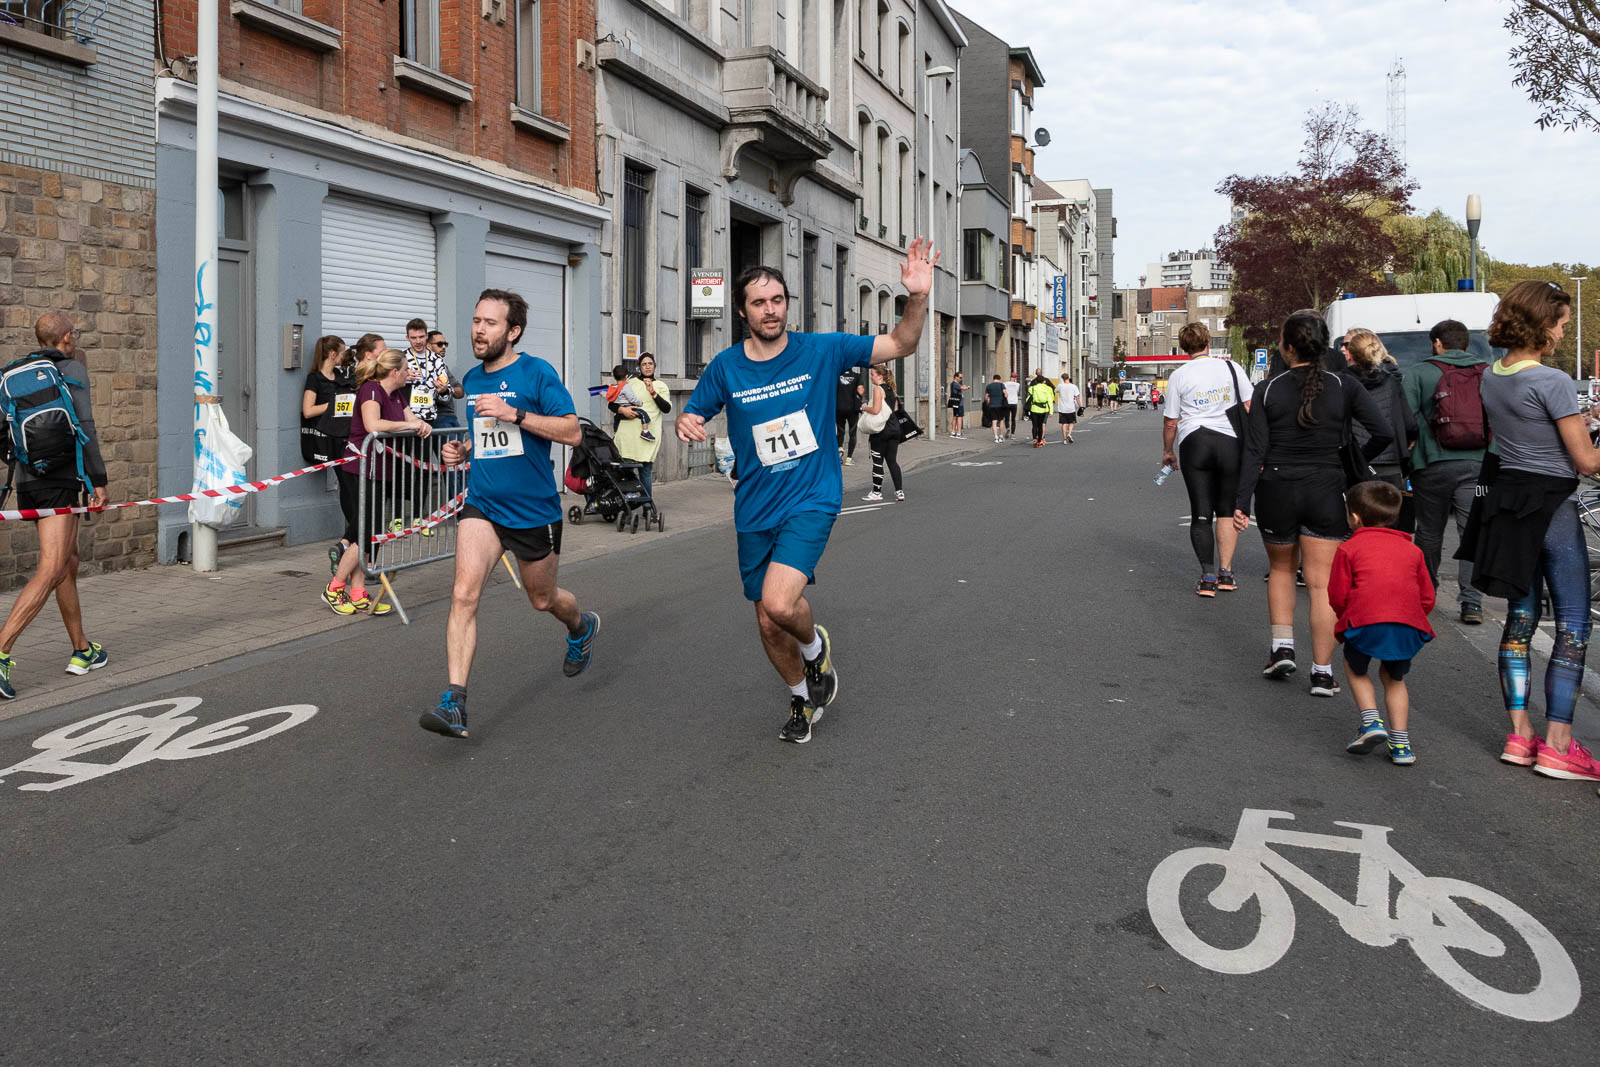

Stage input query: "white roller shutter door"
[
  {"left": 322, "top": 197, "right": 437, "bottom": 344},
  {"left": 484, "top": 249, "right": 564, "bottom": 374}
]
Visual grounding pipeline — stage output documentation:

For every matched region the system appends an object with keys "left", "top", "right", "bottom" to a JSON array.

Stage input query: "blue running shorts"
[{"left": 736, "top": 510, "right": 837, "bottom": 602}]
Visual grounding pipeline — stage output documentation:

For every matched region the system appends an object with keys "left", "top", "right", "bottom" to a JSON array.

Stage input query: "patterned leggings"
[{"left": 1500, "top": 501, "right": 1592, "bottom": 725}]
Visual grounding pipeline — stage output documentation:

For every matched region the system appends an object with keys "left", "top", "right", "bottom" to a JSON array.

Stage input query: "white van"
[{"left": 1322, "top": 292, "right": 1502, "bottom": 372}]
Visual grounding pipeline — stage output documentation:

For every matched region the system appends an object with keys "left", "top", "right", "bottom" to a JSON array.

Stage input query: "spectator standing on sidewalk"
[
  {"left": 1055, "top": 373, "right": 1080, "bottom": 444},
  {"left": 324, "top": 350, "right": 431, "bottom": 617},
  {"left": 1402, "top": 319, "right": 1488, "bottom": 624},
  {"left": 1004, "top": 372, "right": 1021, "bottom": 438},
  {"left": 0, "top": 313, "right": 110, "bottom": 699},
  {"left": 425, "top": 330, "right": 464, "bottom": 430},
  {"left": 835, "top": 359, "right": 864, "bottom": 466},
  {"left": 1462, "top": 282, "right": 1600, "bottom": 782},
  {"left": 861, "top": 365, "right": 905, "bottom": 502},
  {"left": 612, "top": 352, "right": 672, "bottom": 497},
  {"left": 948, "top": 371, "right": 968, "bottom": 439},
  {"left": 984, "top": 374, "right": 1007, "bottom": 443}
]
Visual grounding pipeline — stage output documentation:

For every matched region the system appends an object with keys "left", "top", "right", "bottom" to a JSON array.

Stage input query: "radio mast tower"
[{"left": 1387, "top": 59, "right": 1407, "bottom": 169}]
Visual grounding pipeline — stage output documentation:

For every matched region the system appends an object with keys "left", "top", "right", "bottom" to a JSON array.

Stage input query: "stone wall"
[{"left": 0, "top": 162, "right": 159, "bottom": 590}]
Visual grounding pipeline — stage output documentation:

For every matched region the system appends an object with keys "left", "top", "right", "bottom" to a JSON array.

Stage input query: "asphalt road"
[{"left": 3, "top": 408, "right": 1598, "bottom": 1065}]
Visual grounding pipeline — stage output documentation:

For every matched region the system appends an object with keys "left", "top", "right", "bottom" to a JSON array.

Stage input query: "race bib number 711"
[{"left": 753, "top": 410, "right": 818, "bottom": 467}]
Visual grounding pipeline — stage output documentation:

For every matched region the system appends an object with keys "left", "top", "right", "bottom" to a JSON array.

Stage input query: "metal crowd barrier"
[{"left": 356, "top": 426, "right": 519, "bottom": 624}]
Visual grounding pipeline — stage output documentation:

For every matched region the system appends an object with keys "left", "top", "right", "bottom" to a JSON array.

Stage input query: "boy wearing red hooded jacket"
[{"left": 1330, "top": 481, "right": 1437, "bottom": 765}]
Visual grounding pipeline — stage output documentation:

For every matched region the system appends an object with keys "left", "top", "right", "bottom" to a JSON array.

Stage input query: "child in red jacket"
[{"left": 1329, "top": 481, "right": 1436, "bottom": 765}]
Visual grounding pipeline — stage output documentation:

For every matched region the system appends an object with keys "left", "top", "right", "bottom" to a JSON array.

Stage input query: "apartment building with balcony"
[
  {"left": 593, "top": 0, "right": 860, "bottom": 479},
  {"left": 957, "top": 148, "right": 1007, "bottom": 388},
  {"left": 1032, "top": 177, "right": 1106, "bottom": 388},
  {"left": 153, "top": 0, "right": 606, "bottom": 559},
  {"left": 1144, "top": 248, "right": 1231, "bottom": 290},
  {"left": 951, "top": 12, "right": 1042, "bottom": 375}
]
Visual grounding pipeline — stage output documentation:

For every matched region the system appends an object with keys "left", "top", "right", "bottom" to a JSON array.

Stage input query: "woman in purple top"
[{"left": 324, "top": 350, "right": 431, "bottom": 616}]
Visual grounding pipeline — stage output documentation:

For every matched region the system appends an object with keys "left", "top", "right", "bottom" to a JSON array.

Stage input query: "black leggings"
[
  {"left": 869, "top": 433, "right": 902, "bottom": 492},
  {"left": 1029, "top": 411, "right": 1048, "bottom": 442},
  {"left": 335, "top": 467, "right": 360, "bottom": 545},
  {"left": 836, "top": 411, "right": 859, "bottom": 457},
  {"left": 1178, "top": 428, "right": 1241, "bottom": 574}
]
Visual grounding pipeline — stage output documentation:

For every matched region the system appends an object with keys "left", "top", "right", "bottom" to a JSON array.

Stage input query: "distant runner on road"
[{"left": 676, "top": 238, "right": 939, "bottom": 743}]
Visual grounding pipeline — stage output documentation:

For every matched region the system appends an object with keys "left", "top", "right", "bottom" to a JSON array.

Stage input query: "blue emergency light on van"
[{"left": 1457, "top": 279, "right": 1475, "bottom": 291}]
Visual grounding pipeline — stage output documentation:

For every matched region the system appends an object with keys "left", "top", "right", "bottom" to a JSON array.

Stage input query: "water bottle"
[{"left": 1154, "top": 464, "right": 1173, "bottom": 486}]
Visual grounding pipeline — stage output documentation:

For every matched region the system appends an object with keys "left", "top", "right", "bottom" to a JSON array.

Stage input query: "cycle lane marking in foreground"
[
  {"left": 0, "top": 698, "right": 319, "bottom": 793},
  {"left": 1145, "top": 807, "right": 1581, "bottom": 1023}
]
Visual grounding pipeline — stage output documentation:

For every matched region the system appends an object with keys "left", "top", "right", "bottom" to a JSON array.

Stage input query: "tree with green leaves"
[
  {"left": 1505, "top": 1, "right": 1600, "bottom": 132},
  {"left": 1389, "top": 210, "right": 1500, "bottom": 294}
]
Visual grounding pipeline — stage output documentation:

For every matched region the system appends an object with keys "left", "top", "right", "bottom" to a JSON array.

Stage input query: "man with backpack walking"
[
  {"left": 0, "top": 313, "right": 110, "bottom": 698},
  {"left": 1402, "top": 319, "right": 1488, "bottom": 625}
]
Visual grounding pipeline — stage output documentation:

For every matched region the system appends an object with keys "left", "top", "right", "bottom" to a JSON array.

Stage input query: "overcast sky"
[{"left": 963, "top": 0, "right": 1600, "bottom": 288}]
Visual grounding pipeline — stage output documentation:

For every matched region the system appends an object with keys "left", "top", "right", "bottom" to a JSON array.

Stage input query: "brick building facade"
[
  {"left": 0, "top": 2, "right": 160, "bottom": 589},
  {"left": 153, "top": 0, "right": 606, "bottom": 560}
]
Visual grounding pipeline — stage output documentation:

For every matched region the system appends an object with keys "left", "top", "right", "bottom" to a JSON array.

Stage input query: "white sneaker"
[
  {"left": 862, "top": 491, "right": 884, "bottom": 501},
  {"left": 895, "top": 490, "right": 905, "bottom": 501}
]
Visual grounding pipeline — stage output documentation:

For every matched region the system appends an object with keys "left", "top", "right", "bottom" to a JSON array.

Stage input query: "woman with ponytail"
[
  {"left": 1466, "top": 281, "right": 1600, "bottom": 782},
  {"left": 1234, "top": 310, "right": 1391, "bottom": 697}
]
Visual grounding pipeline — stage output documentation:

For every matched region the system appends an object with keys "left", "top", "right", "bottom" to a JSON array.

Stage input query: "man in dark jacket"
[
  {"left": 1402, "top": 319, "right": 1487, "bottom": 624},
  {"left": 0, "top": 313, "right": 111, "bottom": 699}
]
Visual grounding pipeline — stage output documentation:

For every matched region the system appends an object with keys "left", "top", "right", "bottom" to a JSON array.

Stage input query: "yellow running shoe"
[
  {"left": 347, "top": 589, "right": 392, "bottom": 616},
  {"left": 322, "top": 584, "right": 356, "bottom": 616}
]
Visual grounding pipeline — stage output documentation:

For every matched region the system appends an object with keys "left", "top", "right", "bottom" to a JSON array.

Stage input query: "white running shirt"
[
  {"left": 1162, "top": 356, "right": 1244, "bottom": 446},
  {"left": 1055, "top": 381, "right": 1080, "bottom": 413}
]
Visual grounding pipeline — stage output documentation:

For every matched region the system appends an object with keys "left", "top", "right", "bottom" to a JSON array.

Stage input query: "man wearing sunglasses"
[{"left": 425, "top": 330, "right": 464, "bottom": 429}]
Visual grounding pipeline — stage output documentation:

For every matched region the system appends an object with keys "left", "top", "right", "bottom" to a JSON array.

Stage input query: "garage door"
[
  {"left": 322, "top": 196, "right": 437, "bottom": 345},
  {"left": 485, "top": 245, "right": 565, "bottom": 378}
]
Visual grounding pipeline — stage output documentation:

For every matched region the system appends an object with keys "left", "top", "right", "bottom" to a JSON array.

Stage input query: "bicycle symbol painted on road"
[
  {"left": 1146, "top": 808, "right": 1580, "bottom": 1022},
  {"left": 0, "top": 698, "right": 318, "bottom": 792}
]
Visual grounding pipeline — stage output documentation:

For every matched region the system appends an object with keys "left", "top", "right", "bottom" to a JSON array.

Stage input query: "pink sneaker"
[
  {"left": 1533, "top": 738, "right": 1600, "bottom": 781},
  {"left": 1500, "top": 733, "right": 1538, "bottom": 767}
]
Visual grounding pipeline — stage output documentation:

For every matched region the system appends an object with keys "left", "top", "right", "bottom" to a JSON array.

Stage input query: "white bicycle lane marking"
[
  {"left": 0, "top": 698, "right": 319, "bottom": 793},
  {"left": 1146, "top": 808, "right": 1580, "bottom": 1023}
]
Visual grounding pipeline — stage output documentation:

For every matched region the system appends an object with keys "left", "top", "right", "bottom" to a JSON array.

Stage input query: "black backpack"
[{"left": 1, "top": 350, "right": 91, "bottom": 500}]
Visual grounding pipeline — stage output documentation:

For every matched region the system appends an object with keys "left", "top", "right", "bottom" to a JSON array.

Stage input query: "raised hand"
[{"left": 899, "top": 236, "right": 941, "bottom": 298}]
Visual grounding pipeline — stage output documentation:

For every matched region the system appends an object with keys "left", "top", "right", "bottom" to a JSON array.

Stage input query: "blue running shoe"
[
  {"left": 563, "top": 611, "right": 600, "bottom": 677},
  {"left": 420, "top": 691, "right": 468, "bottom": 739},
  {"left": 0, "top": 652, "right": 14, "bottom": 700},
  {"left": 1388, "top": 740, "right": 1417, "bottom": 766},
  {"left": 1346, "top": 718, "right": 1388, "bottom": 755},
  {"left": 65, "top": 641, "right": 109, "bottom": 676}
]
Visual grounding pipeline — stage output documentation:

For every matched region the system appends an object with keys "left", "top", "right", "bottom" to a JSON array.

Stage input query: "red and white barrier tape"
[
  {"left": 371, "top": 439, "right": 468, "bottom": 474},
  {"left": 0, "top": 456, "right": 351, "bottom": 521},
  {"left": 367, "top": 492, "right": 467, "bottom": 545}
]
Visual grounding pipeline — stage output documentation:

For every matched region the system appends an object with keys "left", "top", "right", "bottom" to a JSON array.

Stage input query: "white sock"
[
  {"left": 1314, "top": 662, "right": 1332, "bottom": 674},
  {"left": 799, "top": 632, "right": 824, "bottom": 661},
  {"left": 788, "top": 680, "right": 808, "bottom": 699},
  {"left": 1272, "top": 635, "right": 1295, "bottom": 652}
]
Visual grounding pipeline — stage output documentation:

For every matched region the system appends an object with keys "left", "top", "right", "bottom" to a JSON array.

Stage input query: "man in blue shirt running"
[
  {"left": 677, "top": 237, "right": 940, "bottom": 743},
  {"left": 422, "top": 289, "right": 600, "bottom": 739}
]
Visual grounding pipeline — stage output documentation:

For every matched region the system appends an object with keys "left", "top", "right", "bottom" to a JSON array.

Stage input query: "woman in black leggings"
[
  {"left": 861, "top": 365, "right": 904, "bottom": 502},
  {"left": 1234, "top": 311, "right": 1390, "bottom": 698},
  {"left": 1161, "top": 323, "right": 1248, "bottom": 596}
]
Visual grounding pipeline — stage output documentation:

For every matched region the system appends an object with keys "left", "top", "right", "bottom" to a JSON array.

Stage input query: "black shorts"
[
  {"left": 1058, "top": 412, "right": 1077, "bottom": 425},
  {"left": 460, "top": 504, "right": 562, "bottom": 562},
  {"left": 1343, "top": 645, "right": 1413, "bottom": 681},
  {"left": 16, "top": 483, "right": 82, "bottom": 517},
  {"left": 1253, "top": 467, "right": 1348, "bottom": 545}
]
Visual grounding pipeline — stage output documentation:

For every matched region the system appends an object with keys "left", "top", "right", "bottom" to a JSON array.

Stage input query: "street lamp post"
[
  {"left": 1465, "top": 194, "right": 1482, "bottom": 292},
  {"left": 925, "top": 64, "right": 955, "bottom": 441}
]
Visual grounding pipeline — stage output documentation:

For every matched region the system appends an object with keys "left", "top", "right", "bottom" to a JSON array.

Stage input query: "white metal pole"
[
  {"left": 191, "top": 0, "right": 220, "bottom": 572},
  {"left": 926, "top": 98, "right": 937, "bottom": 441}
]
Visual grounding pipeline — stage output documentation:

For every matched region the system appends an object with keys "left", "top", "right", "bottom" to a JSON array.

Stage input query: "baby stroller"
[{"left": 564, "top": 417, "right": 664, "bottom": 533}]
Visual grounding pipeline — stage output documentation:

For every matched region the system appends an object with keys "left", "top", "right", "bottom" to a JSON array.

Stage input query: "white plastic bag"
[
  {"left": 713, "top": 435, "right": 736, "bottom": 486},
  {"left": 188, "top": 403, "right": 254, "bottom": 528}
]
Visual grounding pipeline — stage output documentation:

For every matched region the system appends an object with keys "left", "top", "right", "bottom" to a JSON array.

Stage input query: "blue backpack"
[{"left": 0, "top": 351, "right": 91, "bottom": 494}]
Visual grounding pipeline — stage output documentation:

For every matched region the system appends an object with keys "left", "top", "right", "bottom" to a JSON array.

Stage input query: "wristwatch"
[{"left": 510, "top": 407, "right": 526, "bottom": 425}]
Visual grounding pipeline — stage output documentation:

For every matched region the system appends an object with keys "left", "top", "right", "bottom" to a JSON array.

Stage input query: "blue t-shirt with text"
[
  {"left": 686, "top": 331, "right": 876, "bottom": 531},
  {"left": 462, "top": 352, "right": 575, "bottom": 529}
]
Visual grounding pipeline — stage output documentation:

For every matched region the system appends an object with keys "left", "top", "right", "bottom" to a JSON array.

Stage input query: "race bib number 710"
[{"left": 474, "top": 416, "right": 525, "bottom": 460}]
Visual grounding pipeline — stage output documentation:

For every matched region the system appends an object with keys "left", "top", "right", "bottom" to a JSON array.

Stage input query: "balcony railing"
[{"left": 721, "top": 47, "right": 831, "bottom": 163}]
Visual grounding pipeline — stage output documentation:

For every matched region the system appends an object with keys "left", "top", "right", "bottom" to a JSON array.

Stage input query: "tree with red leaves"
[{"left": 1214, "top": 104, "right": 1418, "bottom": 350}]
